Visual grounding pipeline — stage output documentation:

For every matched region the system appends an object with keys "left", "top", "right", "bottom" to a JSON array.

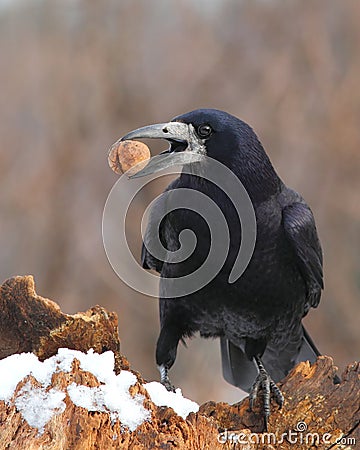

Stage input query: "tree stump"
[{"left": 0, "top": 276, "right": 359, "bottom": 449}]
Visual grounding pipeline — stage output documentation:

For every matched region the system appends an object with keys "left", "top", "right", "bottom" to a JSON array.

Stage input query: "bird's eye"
[{"left": 197, "top": 124, "right": 212, "bottom": 139}]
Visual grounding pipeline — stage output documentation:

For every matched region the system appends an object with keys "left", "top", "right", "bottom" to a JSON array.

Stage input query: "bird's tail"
[
  {"left": 220, "top": 336, "right": 257, "bottom": 393},
  {"left": 295, "top": 325, "right": 321, "bottom": 364},
  {"left": 220, "top": 326, "right": 324, "bottom": 393}
]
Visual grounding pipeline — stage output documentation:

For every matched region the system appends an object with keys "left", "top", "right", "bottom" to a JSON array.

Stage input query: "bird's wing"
[
  {"left": 221, "top": 201, "right": 324, "bottom": 391},
  {"left": 141, "top": 178, "right": 180, "bottom": 273},
  {"left": 282, "top": 201, "right": 323, "bottom": 309}
]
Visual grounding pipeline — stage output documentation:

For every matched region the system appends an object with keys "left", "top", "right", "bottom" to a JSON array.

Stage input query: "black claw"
[
  {"left": 270, "top": 379, "right": 284, "bottom": 408},
  {"left": 158, "top": 365, "right": 176, "bottom": 392},
  {"left": 249, "top": 380, "right": 259, "bottom": 410},
  {"left": 263, "top": 413, "right": 269, "bottom": 432},
  {"left": 249, "top": 357, "right": 284, "bottom": 430},
  {"left": 162, "top": 379, "right": 176, "bottom": 392}
]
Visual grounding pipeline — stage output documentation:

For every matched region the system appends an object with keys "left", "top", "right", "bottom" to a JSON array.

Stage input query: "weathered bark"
[
  {"left": 0, "top": 276, "right": 359, "bottom": 449},
  {"left": 0, "top": 276, "right": 128, "bottom": 374}
]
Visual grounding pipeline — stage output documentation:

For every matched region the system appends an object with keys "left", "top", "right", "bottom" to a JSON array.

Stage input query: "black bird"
[{"left": 121, "top": 109, "right": 324, "bottom": 429}]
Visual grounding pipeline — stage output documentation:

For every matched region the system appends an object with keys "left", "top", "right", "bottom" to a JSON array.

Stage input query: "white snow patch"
[
  {"left": 144, "top": 382, "right": 199, "bottom": 419},
  {"left": 15, "top": 381, "right": 66, "bottom": 433},
  {"left": 0, "top": 348, "right": 199, "bottom": 434},
  {"left": 0, "top": 348, "right": 150, "bottom": 433},
  {"left": 58, "top": 347, "right": 117, "bottom": 384},
  {"left": 67, "top": 369, "right": 150, "bottom": 431},
  {"left": 0, "top": 352, "right": 39, "bottom": 402}
]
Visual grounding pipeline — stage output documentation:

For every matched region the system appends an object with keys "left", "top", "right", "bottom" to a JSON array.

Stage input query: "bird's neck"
[
  {"left": 181, "top": 152, "right": 282, "bottom": 205},
  {"left": 231, "top": 151, "right": 283, "bottom": 204}
]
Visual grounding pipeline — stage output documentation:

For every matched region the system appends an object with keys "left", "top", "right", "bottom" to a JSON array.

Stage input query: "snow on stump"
[{"left": 0, "top": 276, "right": 359, "bottom": 449}]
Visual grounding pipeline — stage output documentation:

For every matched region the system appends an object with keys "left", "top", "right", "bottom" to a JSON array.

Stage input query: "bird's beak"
[{"left": 120, "top": 121, "right": 205, "bottom": 178}]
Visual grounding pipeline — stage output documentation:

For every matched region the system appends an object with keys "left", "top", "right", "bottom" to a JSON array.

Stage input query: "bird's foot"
[
  {"left": 249, "top": 357, "right": 284, "bottom": 431},
  {"left": 158, "top": 365, "right": 176, "bottom": 392}
]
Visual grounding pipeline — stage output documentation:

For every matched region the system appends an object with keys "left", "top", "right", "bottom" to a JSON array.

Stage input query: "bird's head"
[{"left": 121, "top": 108, "right": 280, "bottom": 197}]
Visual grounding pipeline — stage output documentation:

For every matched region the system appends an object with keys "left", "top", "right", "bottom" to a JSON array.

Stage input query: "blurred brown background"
[{"left": 0, "top": 0, "right": 359, "bottom": 404}]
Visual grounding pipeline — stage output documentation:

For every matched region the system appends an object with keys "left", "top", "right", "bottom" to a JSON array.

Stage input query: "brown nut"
[{"left": 108, "top": 140, "right": 151, "bottom": 175}]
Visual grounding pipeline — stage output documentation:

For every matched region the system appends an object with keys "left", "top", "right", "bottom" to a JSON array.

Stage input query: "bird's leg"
[
  {"left": 249, "top": 356, "right": 284, "bottom": 431},
  {"left": 158, "top": 364, "right": 176, "bottom": 392},
  {"left": 156, "top": 323, "right": 181, "bottom": 392}
]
